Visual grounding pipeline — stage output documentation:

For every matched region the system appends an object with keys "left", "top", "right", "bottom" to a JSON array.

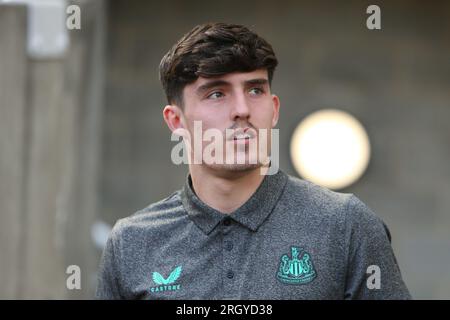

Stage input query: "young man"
[{"left": 96, "top": 22, "right": 411, "bottom": 299}]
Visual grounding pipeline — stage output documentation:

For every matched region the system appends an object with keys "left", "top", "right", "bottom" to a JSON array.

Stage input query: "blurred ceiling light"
[
  {"left": 290, "top": 109, "right": 371, "bottom": 190},
  {"left": 91, "top": 220, "right": 112, "bottom": 250},
  {"left": 1, "top": 0, "right": 68, "bottom": 59}
]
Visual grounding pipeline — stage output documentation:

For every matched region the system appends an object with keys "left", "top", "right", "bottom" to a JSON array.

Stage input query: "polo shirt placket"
[
  {"left": 181, "top": 170, "right": 289, "bottom": 299},
  {"left": 221, "top": 216, "right": 236, "bottom": 298}
]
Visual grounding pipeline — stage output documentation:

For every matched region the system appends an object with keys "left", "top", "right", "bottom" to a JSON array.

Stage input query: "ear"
[
  {"left": 271, "top": 94, "right": 280, "bottom": 127},
  {"left": 163, "top": 104, "right": 185, "bottom": 133}
]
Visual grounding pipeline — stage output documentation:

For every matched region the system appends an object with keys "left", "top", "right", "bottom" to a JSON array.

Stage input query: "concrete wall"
[
  {"left": 0, "top": 4, "right": 28, "bottom": 299},
  {"left": 102, "top": 0, "right": 450, "bottom": 299}
]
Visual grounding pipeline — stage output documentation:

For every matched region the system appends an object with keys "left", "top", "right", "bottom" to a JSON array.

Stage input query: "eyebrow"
[{"left": 195, "top": 78, "right": 269, "bottom": 95}]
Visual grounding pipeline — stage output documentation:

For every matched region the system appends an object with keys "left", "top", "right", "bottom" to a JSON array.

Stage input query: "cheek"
[
  {"left": 252, "top": 104, "right": 274, "bottom": 127},
  {"left": 185, "top": 110, "right": 228, "bottom": 134},
  {"left": 200, "top": 108, "right": 229, "bottom": 127}
]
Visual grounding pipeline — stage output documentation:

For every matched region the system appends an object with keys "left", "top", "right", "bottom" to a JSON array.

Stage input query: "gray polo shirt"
[{"left": 96, "top": 169, "right": 411, "bottom": 299}]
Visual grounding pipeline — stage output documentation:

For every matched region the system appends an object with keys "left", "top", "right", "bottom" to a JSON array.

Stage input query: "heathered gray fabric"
[{"left": 95, "top": 169, "right": 411, "bottom": 300}]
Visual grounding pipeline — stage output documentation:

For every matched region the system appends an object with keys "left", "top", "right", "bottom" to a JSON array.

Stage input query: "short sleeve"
[
  {"left": 344, "top": 195, "right": 411, "bottom": 300},
  {"left": 95, "top": 229, "right": 123, "bottom": 299}
]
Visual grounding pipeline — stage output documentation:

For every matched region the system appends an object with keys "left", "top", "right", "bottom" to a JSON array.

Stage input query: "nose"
[{"left": 230, "top": 92, "right": 250, "bottom": 121}]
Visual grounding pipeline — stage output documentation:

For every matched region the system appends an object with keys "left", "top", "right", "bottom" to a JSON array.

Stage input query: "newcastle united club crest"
[{"left": 277, "top": 246, "right": 316, "bottom": 285}]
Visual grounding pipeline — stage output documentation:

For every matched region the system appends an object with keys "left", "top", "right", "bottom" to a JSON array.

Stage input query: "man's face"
[{"left": 169, "top": 68, "right": 280, "bottom": 173}]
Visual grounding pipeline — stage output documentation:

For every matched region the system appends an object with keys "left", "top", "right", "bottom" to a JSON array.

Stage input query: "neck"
[{"left": 188, "top": 165, "right": 267, "bottom": 214}]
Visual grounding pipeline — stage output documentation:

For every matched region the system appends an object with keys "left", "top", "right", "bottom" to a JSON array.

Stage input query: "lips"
[
  {"left": 229, "top": 127, "right": 256, "bottom": 141},
  {"left": 233, "top": 133, "right": 252, "bottom": 140}
]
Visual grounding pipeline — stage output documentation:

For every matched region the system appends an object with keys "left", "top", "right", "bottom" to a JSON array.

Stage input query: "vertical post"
[
  {"left": 0, "top": 0, "right": 105, "bottom": 298},
  {"left": 0, "top": 4, "right": 28, "bottom": 299}
]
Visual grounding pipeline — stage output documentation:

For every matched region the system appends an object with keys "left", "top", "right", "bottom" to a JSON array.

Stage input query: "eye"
[
  {"left": 249, "top": 87, "right": 264, "bottom": 95},
  {"left": 207, "top": 91, "right": 224, "bottom": 99}
]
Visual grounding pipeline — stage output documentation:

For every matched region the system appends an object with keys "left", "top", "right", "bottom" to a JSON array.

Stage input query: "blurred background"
[{"left": 0, "top": 0, "right": 449, "bottom": 299}]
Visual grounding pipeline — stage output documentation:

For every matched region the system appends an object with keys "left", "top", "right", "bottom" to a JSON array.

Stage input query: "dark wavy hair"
[{"left": 159, "top": 22, "right": 278, "bottom": 107}]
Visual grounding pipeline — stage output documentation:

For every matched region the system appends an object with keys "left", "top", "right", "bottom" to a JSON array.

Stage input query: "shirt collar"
[{"left": 181, "top": 169, "right": 288, "bottom": 235}]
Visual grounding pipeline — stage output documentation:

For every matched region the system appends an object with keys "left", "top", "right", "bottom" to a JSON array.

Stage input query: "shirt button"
[
  {"left": 226, "top": 270, "right": 234, "bottom": 279},
  {"left": 225, "top": 241, "right": 233, "bottom": 251},
  {"left": 223, "top": 217, "right": 232, "bottom": 226}
]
